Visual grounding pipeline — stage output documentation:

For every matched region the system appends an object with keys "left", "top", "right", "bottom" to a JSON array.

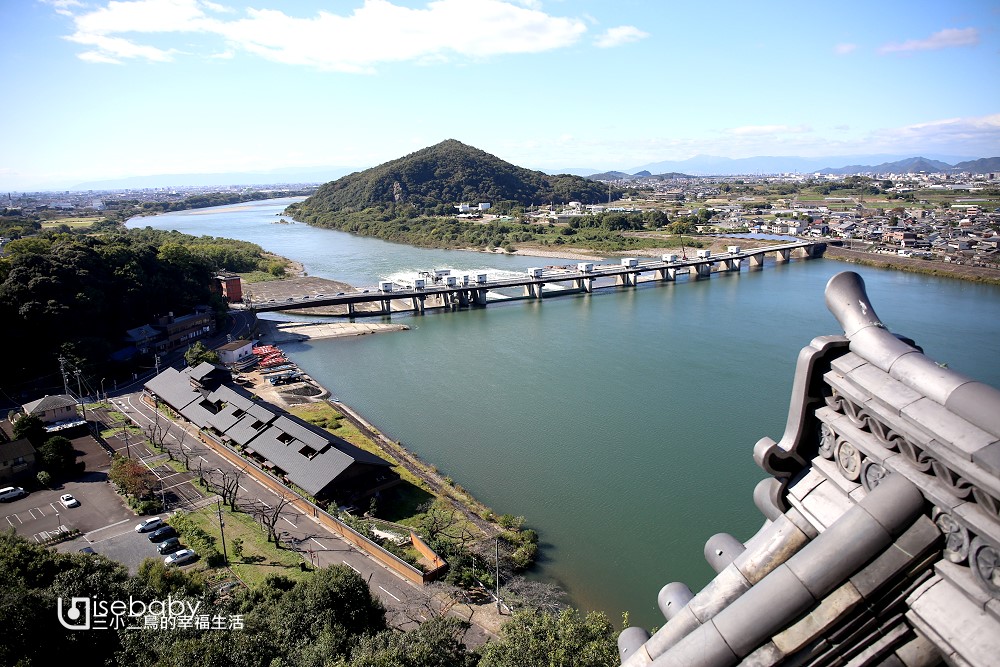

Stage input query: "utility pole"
[
  {"left": 122, "top": 418, "right": 131, "bottom": 459},
  {"left": 218, "top": 500, "right": 228, "bottom": 565},
  {"left": 74, "top": 368, "right": 87, "bottom": 423},
  {"left": 59, "top": 356, "right": 70, "bottom": 396}
]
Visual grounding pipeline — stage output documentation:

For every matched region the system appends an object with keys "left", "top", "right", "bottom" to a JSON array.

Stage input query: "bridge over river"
[{"left": 249, "top": 241, "right": 824, "bottom": 317}]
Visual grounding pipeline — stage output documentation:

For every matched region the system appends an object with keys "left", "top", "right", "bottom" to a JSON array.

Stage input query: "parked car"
[
  {"left": 147, "top": 525, "right": 177, "bottom": 542},
  {"left": 164, "top": 549, "right": 197, "bottom": 566},
  {"left": 0, "top": 486, "right": 27, "bottom": 502},
  {"left": 135, "top": 517, "right": 163, "bottom": 533},
  {"left": 59, "top": 493, "right": 80, "bottom": 508},
  {"left": 156, "top": 537, "right": 182, "bottom": 555}
]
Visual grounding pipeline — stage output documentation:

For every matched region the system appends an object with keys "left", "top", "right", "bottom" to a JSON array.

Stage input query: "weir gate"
[{"left": 251, "top": 241, "right": 824, "bottom": 317}]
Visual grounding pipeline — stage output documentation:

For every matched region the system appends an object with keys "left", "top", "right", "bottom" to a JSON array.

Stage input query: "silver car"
[{"left": 164, "top": 548, "right": 197, "bottom": 566}]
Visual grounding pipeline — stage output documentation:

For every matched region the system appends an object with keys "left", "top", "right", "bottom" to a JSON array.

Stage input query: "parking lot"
[
  {"left": 56, "top": 518, "right": 184, "bottom": 574},
  {"left": 2, "top": 471, "right": 135, "bottom": 542}
]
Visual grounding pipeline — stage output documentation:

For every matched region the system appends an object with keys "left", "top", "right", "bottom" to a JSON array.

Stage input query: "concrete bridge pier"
[
  {"left": 749, "top": 253, "right": 766, "bottom": 269},
  {"left": 656, "top": 267, "right": 677, "bottom": 282},
  {"left": 616, "top": 273, "right": 635, "bottom": 287},
  {"left": 347, "top": 302, "right": 356, "bottom": 317},
  {"left": 523, "top": 283, "right": 544, "bottom": 299},
  {"left": 380, "top": 299, "right": 391, "bottom": 316},
  {"left": 473, "top": 289, "right": 488, "bottom": 305},
  {"left": 457, "top": 290, "right": 470, "bottom": 307},
  {"left": 722, "top": 258, "right": 742, "bottom": 272},
  {"left": 775, "top": 248, "right": 791, "bottom": 263},
  {"left": 694, "top": 262, "right": 713, "bottom": 278},
  {"left": 411, "top": 296, "right": 425, "bottom": 313},
  {"left": 574, "top": 277, "right": 594, "bottom": 293}
]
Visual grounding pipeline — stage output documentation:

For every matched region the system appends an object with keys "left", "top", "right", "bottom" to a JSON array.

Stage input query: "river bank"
[{"left": 824, "top": 245, "right": 1000, "bottom": 285}]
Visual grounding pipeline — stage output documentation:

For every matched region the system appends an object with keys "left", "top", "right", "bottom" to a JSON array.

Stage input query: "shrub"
[
  {"left": 511, "top": 542, "right": 538, "bottom": 571},
  {"left": 130, "top": 498, "right": 164, "bottom": 515}
]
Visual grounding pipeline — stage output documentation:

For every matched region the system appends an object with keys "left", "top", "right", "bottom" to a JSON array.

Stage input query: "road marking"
[
  {"left": 378, "top": 586, "right": 400, "bottom": 602},
  {"left": 282, "top": 517, "right": 296, "bottom": 527},
  {"left": 30, "top": 507, "right": 45, "bottom": 518},
  {"left": 311, "top": 538, "right": 326, "bottom": 550},
  {"left": 6, "top": 516, "right": 17, "bottom": 526},
  {"left": 342, "top": 560, "right": 360, "bottom": 574},
  {"left": 199, "top": 456, "right": 209, "bottom": 462},
  {"left": 84, "top": 518, "right": 131, "bottom": 539},
  {"left": 162, "top": 480, "right": 196, "bottom": 491},
  {"left": 257, "top": 500, "right": 271, "bottom": 509},
  {"left": 239, "top": 484, "right": 248, "bottom": 492}
]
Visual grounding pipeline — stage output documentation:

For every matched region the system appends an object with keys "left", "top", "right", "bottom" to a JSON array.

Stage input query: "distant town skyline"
[{"left": 2, "top": 0, "right": 998, "bottom": 190}]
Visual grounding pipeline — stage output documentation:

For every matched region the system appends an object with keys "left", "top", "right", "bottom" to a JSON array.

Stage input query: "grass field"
[
  {"left": 180, "top": 504, "right": 312, "bottom": 588},
  {"left": 41, "top": 216, "right": 104, "bottom": 229}
]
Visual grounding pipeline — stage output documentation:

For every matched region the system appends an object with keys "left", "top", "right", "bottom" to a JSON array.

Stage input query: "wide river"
[{"left": 131, "top": 199, "right": 1000, "bottom": 628}]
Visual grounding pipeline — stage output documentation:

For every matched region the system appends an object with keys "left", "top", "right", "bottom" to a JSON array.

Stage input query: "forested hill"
[{"left": 289, "top": 139, "right": 613, "bottom": 220}]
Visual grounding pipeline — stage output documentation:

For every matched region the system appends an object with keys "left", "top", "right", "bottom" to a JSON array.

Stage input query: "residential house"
[
  {"left": 124, "top": 306, "right": 216, "bottom": 356},
  {"left": 0, "top": 438, "right": 36, "bottom": 481},
  {"left": 215, "top": 340, "right": 254, "bottom": 367},
  {"left": 21, "top": 394, "right": 77, "bottom": 424}
]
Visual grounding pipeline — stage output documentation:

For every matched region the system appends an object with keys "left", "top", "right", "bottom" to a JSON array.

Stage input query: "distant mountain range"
[
  {"left": 615, "top": 154, "right": 996, "bottom": 177},
  {"left": 67, "top": 166, "right": 356, "bottom": 191},
  {"left": 23, "top": 152, "right": 997, "bottom": 192}
]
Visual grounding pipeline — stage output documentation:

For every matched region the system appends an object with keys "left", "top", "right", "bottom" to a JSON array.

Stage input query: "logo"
[
  {"left": 57, "top": 596, "right": 91, "bottom": 630},
  {"left": 56, "top": 595, "right": 240, "bottom": 631}
]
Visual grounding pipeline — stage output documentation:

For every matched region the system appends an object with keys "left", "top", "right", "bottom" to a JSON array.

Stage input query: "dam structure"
[
  {"left": 250, "top": 241, "right": 823, "bottom": 317},
  {"left": 617, "top": 272, "right": 1000, "bottom": 667}
]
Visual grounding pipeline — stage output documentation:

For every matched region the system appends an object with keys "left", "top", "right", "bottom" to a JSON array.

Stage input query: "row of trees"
[{"left": 0, "top": 530, "right": 619, "bottom": 667}]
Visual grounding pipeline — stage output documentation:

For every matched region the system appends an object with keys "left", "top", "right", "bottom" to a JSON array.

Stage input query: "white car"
[
  {"left": 164, "top": 548, "right": 197, "bottom": 566},
  {"left": 135, "top": 517, "right": 163, "bottom": 533},
  {"left": 59, "top": 493, "right": 80, "bottom": 508}
]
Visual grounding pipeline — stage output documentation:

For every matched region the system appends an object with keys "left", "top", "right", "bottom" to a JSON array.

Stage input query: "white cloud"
[
  {"left": 878, "top": 27, "right": 979, "bottom": 54},
  {"left": 74, "top": 0, "right": 221, "bottom": 35},
  {"left": 594, "top": 25, "right": 648, "bottom": 49},
  {"left": 726, "top": 124, "right": 812, "bottom": 136},
  {"left": 39, "top": 0, "right": 85, "bottom": 17},
  {"left": 56, "top": 0, "right": 591, "bottom": 71},
  {"left": 865, "top": 113, "right": 1000, "bottom": 150},
  {"left": 834, "top": 42, "right": 857, "bottom": 55},
  {"left": 66, "top": 32, "right": 177, "bottom": 62}
]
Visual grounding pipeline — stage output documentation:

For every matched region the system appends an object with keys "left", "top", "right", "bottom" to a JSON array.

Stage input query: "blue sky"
[{"left": 2, "top": 0, "right": 998, "bottom": 189}]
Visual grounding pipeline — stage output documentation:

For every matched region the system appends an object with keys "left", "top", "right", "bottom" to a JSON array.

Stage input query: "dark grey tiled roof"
[
  {"left": 145, "top": 369, "right": 201, "bottom": 412},
  {"left": 205, "top": 385, "right": 276, "bottom": 446},
  {"left": 144, "top": 368, "right": 390, "bottom": 497},
  {"left": 22, "top": 394, "right": 77, "bottom": 414},
  {"left": 0, "top": 438, "right": 36, "bottom": 459}
]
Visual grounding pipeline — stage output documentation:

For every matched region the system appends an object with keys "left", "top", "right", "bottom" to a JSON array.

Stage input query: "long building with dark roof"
[{"left": 145, "top": 363, "right": 396, "bottom": 502}]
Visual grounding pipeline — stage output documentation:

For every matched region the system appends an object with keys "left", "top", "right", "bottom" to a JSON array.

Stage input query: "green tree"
[
  {"left": 38, "top": 435, "right": 78, "bottom": 475},
  {"left": 183, "top": 340, "right": 219, "bottom": 367},
  {"left": 12, "top": 413, "right": 47, "bottom": 447},
  {"left": 478, "top": 608, "right": 618, "bottom": 667},
  {"left": 245, "top": 565, "right": 387, "bottom": 667},
  {"left": 345, "top": 615, "right": 476, "bottom": 667}
]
